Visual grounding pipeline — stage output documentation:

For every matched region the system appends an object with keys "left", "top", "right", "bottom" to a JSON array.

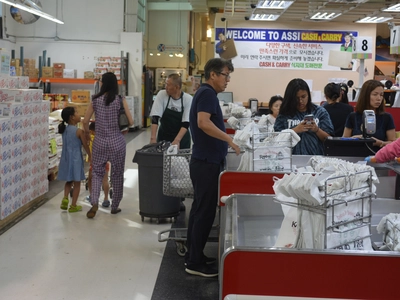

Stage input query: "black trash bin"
[{"left": 133, "top": 142, "right": 180, "bottom": 223}]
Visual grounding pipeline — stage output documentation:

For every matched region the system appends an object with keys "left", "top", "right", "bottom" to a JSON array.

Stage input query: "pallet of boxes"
[
  {"left": 0, "top": 51, "right": 49, "bottom": 224},
  {"left": 68, "top": 90, "right": 91, "bottom": 118}
]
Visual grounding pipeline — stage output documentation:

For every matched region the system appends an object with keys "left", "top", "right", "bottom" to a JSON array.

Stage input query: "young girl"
[{"left": 58, "top": 107, "right": 91, "bottom": 213}]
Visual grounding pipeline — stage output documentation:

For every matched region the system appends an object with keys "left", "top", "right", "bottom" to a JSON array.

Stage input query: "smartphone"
[{"left": 303, "top": 114, "right": 314, "bottom": 124}]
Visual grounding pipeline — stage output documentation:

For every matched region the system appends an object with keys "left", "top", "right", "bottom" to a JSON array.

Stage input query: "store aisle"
[{"left": 0, "top": 129, "right": 174, "bottom": 300}]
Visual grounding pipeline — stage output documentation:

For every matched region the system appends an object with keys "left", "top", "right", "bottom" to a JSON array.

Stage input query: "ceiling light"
[
  {"left": 255, "top": 1, "right": 293, "bottom": 10},
  {"left": 157, "top": 53, "right": 161, "bottom": 56},
  {"left": 383, "top": 4, "right": 400, "bottom": 12},
  {"left": 149, "top": 52, "right": 154, "bottom": 56},
  {"left": 249, "top": 13, "right": 280, "bottom": 21},
  {"left": 0, "top": 0, "right": 64, "bottom": 24},
  {"left": 168, "top": 53, "right": 173, "bottom": 57},
  {"left": 310, "top": 11, "right": 342, "bottom": 21},
  {"left": 356, "top": 15, "right": 393, "bottom": 23}
]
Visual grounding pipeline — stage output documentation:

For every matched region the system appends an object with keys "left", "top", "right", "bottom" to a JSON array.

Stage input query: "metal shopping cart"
[
  {"left": 159, "top": 149, "right": 192, "bottom": 256},
  {"left": 159, "top": 148, "right": 219, "bottom": 256}
]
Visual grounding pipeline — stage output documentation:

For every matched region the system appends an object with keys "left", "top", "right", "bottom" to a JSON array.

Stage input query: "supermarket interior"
[{"left": 2, "top": 1, "right": 400, "bottom": 300}]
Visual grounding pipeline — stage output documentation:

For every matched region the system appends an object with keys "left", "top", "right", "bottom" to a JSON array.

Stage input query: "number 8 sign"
[
  {"left": 352, "top": 36, "right": 373, "bottom": 59},
  {"left": 390, "top": 26, "right": 400, "bottom": 54}
]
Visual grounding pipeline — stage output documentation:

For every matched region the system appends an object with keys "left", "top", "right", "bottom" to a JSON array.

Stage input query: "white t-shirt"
[{"left": 150, "top": 90, "right": 192, "bottom": 122}]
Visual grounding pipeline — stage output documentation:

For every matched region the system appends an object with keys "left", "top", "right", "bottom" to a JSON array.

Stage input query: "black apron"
[{"left": 157, "top": 93, "right": 191, "bottom": 149}]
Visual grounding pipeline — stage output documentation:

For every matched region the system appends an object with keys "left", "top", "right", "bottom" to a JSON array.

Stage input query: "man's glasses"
[{"left": 218, "top": 72, "right": 231, "bottom": 80}]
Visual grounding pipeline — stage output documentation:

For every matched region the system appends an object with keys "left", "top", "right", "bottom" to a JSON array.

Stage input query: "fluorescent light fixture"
[
  {"left": 356, "top": 15, "right": 393, "bottom": 23},
  {"left": 0, "top": 0, "right": 64, "bottom": 24},
  {"left": 311, "top": 11, "right": 342, "bottom": 21},
  {"left": 256, "top": 1, "right": 293, "bottom": 10},
  {"left": 383, "top": 4, "right": 400, "bottom": 12},
  {"left": 249, "top": 13, "right": 280, "bottom": 21}
]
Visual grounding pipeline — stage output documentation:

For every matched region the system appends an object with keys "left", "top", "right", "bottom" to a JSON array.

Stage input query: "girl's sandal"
[
  {"left": 68, "top": 205, "right": 82, "bottom": 213},
  {"left": 86, "top": 205, "right": 98, "bottom": 219},
  {"left": 60, "top": 197, "right": 69, "bottom": 210}
]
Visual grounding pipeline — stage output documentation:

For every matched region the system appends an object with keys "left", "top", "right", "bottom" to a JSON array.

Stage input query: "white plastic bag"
[{"left": 274, "top": 195, "right": 299, "bottom": 248}]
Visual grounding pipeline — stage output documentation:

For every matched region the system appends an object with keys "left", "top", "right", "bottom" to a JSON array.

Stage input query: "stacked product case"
[{"left": 0, "top": 75, "right": 49, "bottom": 220}]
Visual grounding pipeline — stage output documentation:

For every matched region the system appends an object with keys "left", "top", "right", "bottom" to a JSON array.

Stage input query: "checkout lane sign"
[{"left": 390, "top": 26, "right": 400, "bottom": 54}]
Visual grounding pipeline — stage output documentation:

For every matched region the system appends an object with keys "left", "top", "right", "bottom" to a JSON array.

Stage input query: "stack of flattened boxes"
[{"left": 68, "top": 90, "right": 91, "bottom": 118}]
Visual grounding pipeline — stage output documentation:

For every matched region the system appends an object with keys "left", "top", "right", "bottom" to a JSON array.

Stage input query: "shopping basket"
[{"left": 163, "top": 149, "right": 194, "bottom": 198}]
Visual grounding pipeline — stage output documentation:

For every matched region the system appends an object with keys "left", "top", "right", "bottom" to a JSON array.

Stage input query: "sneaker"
[
  {"left": 185, "top": 264, "right": 218, "bottom": 278},
  {"left": 68, "top": 205, "right": 82, "bottom": 213},
  {"left": 60, "top": 197, "right": 69, "bottom": 210},
  {"left": 85, "top": 195, "right": 91, "bottom": 202},
  {"left": 203, "top": 256, "right": 216, "bottom": 265},
  {"left": 102, "top": 200, "right": 110, "bottom": 208},
  {"left": 185, "top": 256, "right": 216, "bottom": 266}
]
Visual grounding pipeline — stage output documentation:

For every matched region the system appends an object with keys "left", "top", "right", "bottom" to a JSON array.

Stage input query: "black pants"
[{"left": 186, "top": 158, "right": 222, "bottom": 267}]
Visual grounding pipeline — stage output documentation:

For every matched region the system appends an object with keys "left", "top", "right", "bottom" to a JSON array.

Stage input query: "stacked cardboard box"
[
  {"left": 68, "top": 90, "right": 91, "bottom": 117},
  {"left": 23, "top": 59, "right": 38, "bottom": 79},
  {"left": 0, "top": 49, "right": 11, "bottom": 76},
  {"left": 84, "top": 71, "right": 94, "bottom": 79},
  {"left": 0, "top": 75, "right": 30, "bottom": 90},
  {"left": 0, "top": 85, "right": 48, "bottom": 220},
  {"left": 94, "top": 56, "right": 122, "bottom": 80},
  {"left": 53, "top": 63, "right": 65, "bottom": 78},
  {"left": 10, "top": 59, "right": 21, "bottom": 76},
  {"left": 63, "top": 69, "right": 77, "bottom": 78},
  {"left": 42, "top": 67, "right": 53, "bottom": 78},
  {"left": 43, "top": 93, "right": 68, "bottom": 111}
]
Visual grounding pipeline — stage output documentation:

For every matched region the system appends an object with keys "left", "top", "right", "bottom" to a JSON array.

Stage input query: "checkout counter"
[{"left": 219, "top": 155, "right": 400, "bottom": 300}]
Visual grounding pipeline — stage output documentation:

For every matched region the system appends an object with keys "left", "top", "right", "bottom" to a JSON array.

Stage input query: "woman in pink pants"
[{"left": 83, "top": 72, "right": 133, "bottom": 218}]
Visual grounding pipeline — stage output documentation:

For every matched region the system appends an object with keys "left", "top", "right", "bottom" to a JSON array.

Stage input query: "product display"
[{"left": 0, "top": 74, "right": 48, "bottom": 220}]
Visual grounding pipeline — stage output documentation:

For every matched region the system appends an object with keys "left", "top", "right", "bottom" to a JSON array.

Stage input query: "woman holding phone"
[{"left": 274, "top": 78, "right": 334, "bottom": 155}]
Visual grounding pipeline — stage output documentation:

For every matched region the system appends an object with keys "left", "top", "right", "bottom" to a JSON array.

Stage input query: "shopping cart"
[
  {"left": 159, "top": 148, "right": 219, "bottom": 256},
  {"left": 162, "top": 148, "right": 193, "bottom": 198}
]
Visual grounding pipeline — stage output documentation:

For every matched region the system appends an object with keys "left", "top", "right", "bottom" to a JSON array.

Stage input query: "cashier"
[
  {"left": 343, "top": 79, "right": 396, "bottom": 152},
  {"left": 274, "top": 78, "right": 334, "bottom": 155},
  {"left": 150, "top": 74, "right": 193, "bottom": 149}
]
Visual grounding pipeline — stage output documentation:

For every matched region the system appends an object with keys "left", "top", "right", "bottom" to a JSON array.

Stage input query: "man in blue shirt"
[{"left": 185, "top": 58, "right": 240, "bottom": 277}]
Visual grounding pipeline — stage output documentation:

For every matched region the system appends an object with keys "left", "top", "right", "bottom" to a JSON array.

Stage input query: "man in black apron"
[
  {"left": 150, "top": 73, "right": 193, "bottom": 211},
  {"left": 150, "top": 73, "right": 192, "bottom": 149}
]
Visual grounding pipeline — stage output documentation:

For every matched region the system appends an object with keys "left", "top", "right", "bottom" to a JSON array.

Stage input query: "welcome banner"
[{"left": 215, "top": 28, "right": 358, "bottom": 70}]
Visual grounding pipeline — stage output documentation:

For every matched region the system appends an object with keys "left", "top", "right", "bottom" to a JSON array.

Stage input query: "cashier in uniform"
[{"left": 150, "top": 73, "right": 193, "bottom": 149}]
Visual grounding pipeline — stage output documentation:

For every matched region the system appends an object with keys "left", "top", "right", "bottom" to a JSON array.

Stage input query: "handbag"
[{"left": 119, "top": 96, "right": 129, "bottom": 130}]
